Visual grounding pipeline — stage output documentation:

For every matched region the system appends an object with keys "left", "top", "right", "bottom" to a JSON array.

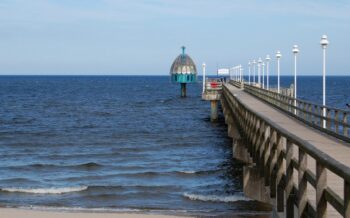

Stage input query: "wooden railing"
[
  {"left": 223, "top": 84, "right": 350, "bottom": 217},
  {"left": 234, "top": 81, "right": 350, "bottom": 143}
]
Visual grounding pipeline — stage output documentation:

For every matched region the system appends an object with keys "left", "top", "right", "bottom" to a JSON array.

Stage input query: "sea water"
[{"left": 0, "top": 75, "right": 348, "bottom": 216}]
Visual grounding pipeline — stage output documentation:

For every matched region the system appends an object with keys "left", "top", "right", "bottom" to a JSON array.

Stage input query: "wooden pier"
[{"left": 220, "top": 80, "right": 350, "bottom": 217}]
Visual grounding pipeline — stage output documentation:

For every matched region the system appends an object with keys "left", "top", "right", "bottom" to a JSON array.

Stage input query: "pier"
[{"left": 216, "top": 79, "right": 350, "bottom": 217}]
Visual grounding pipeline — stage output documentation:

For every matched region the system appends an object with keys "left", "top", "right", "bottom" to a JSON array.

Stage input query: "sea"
[{"left": 0, "top": 75, "right": 349, "bottom": 217}]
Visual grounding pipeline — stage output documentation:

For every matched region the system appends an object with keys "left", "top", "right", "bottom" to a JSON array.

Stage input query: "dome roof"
[{"left": 170, "top": 47, "right": 197, "bottom": 75}]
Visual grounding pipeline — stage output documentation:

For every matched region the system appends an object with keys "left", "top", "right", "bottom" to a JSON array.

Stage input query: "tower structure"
[{"left": 170, "top": 46, "right": 197, "bottom": 97}]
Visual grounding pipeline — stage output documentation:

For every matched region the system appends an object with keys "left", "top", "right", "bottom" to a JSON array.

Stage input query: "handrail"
[
  {"left": 238, "top": 82, "right": 350, "bottom": 142},
  {"left": 222, "top": 84, "right": 350, "bottom": 217}
]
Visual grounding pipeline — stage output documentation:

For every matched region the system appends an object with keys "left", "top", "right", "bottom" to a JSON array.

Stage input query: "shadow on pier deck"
[{"left": 221, "top": 80, "right": 350, "bottom": 218}]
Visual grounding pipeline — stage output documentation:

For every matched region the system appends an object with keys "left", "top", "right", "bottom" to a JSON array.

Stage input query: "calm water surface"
[{"left": 0, "top": 76, "right": 348, "bottom": 216}]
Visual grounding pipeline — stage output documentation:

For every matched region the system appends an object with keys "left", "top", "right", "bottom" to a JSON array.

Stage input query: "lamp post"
[
  {"left": 262, "top": 62, "right": 265, "bottom": 89},
  {"left": 258, "top": 58, "right": 262, "bottom": 86},
  {"left": 276, "top": 51, "right": 282, "bottom": 93},
  {"left": 320, "top": 35, "right": 329, "bottom": 128},
  {"left": 235, "top": 66, "right": 237, "bottom": 81},
  {"left": 266, "top": 55, "right": 271, "bottom": 90},
  {"left": 292, "top": 45, "right": 299, "bottom": 115},
  {"left": 240, "top": 65, "right": 243, "bottom": 82},
  {"left": 202, "top": 62, "right": 206, "bottom": 94},
  {"left": 253, "top": 60, "right": 256, "bottom": 84},
  {"left": 248, "top": 62, "right": 251, "bottom": 84}
]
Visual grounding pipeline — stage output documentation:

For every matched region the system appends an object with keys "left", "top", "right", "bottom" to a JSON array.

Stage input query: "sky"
[{"left": 0, "top": 0, "right": 349, "bottom": 75}]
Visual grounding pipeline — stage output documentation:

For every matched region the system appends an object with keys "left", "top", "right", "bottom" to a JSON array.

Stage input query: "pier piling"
[
  {"left": 181, "top": 83, "right": 186, "bottom": 97},
  {"left": 210, "top": 100, "right": 218, "bottom": 122}
]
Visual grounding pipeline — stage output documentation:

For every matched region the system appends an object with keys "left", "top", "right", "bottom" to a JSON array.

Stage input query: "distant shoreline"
[{"left": 0, "top": 75, "right": 349, "bottom": 77}]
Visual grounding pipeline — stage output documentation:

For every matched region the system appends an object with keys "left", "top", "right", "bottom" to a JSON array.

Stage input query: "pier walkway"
[{"left": 221, "top": 82, "right": 350, "bottom": 217}]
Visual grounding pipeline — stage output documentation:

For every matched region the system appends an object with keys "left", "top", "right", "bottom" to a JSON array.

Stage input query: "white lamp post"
[
  {"left": 320, "top": 35, "right": 329, "bottom": 128},
  {"left": 240, "top": 65, "right": 243, "bottom": 82},
  {"left": 276, "top": 51, "right": 282, "bottom": 93},
  {"left": 258, "top": 58, "right": 262, "bottom": 86},
  {"left": 235, "top": 66, "right": 237, "bottom": 81},
  {"left": 248, "top": 62, "right": 251, "bottom": 84},
  {"left": 253, "top": 60, "right": 256, "bottom": 84},
  {"left": 202, "top": 62, "right": 206, "bottom": 94},
  {"left": 266, "top": 55, "right": 271, "bottom": 90},
  {"left": 292, "top": 45, "right": 299, "bottom": 115},
  {"left": 262, "top": 62, "right": 265, "bottom": 89},
  {"left": 234, "top": 66, "right": 236, "bottom": 81}
]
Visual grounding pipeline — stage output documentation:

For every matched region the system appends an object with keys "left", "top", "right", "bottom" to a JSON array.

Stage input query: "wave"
[
  {"left": 178, "top": 171, "right": 196, "bottom": 174},
  {"left": 17, "top": 206, "right": 142, "bottom": 213},
  {"left": 183, "top": 193, "right": 250, "bottom": 203},
  {"left": 176, "top": 169, "right": 221, "bottom": 175},
  {"left": 5, "top": 162, "right": 104, "bottom": 170},
  {"left": 1, "top": 186, "right": 88, "bottom": 194},
  {"left": 0, "top": 185, "right": 180, "bottom": 195}
]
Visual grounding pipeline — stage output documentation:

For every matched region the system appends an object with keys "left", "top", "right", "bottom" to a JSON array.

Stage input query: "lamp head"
[
  {"left": 320, "top": 35, "right": 329, "bottom": 48},
  {"left": 276, "top": 50, "right": 282, "bottom": 58},
  {"left": 266, "top": 55, "right": 271, "bottom": 61},
  {"left": 202, "top": 62, "right": 206, "bottom": 67},
  {"left": 292, "top": 45, "right": 299, "bottom": 54},
  {"left": 258, "top": 58, "right": 262, "bottom": 63}
]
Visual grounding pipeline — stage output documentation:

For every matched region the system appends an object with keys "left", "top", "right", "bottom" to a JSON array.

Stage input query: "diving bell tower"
[{"left": 170, "top": 46, "right": 197, "bottom": 97}]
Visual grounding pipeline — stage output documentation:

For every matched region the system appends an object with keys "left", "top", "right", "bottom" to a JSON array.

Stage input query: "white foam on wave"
[
  {"left": 18, "top": 206, "right": 142, "bottom": 213},
  {"left": 179, "top": 171, "right": 196, "bottom": 174},
  {"left": 1, "top": 186, "right": 88, "bottom": 194},
  {"left": 183, "top": 193, "right": 250, "bottom": 202}
]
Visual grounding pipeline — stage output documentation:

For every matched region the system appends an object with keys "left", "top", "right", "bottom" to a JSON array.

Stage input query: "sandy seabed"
[{"left": 0, "top": 208, "right": 189, "bottom": 218}]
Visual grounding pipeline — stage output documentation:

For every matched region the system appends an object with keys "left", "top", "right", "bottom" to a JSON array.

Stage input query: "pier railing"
[
  {"left": 223, "top": 84, "right": 350, "bottom": 217},
  {"left": 231, "top": 81, "right": 350, "bottom": 143}
]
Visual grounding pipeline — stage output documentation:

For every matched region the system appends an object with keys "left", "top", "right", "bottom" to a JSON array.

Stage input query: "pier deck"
[{"left": 225, "top": 83, "right": 350, "bottom": 217}]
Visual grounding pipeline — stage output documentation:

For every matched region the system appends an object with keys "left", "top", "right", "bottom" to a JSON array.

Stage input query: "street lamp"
[
  {"left": 202, "top": 62, "right": 206, "bottom": 94},
  {"left": 258, "top": 58, "right": 262, "bottom": 86},
  {"left": 276, "top": 51, "right": 282, "bottom": 93},
  {"left": 262, "top": 62, "right": 265, "bottom": 89},
  {"left": 320, "top": 35, "right": 329, "bottom": 128},
  {"left": 266, "top": 55, "right": 271, "bottom": 90},
  {"left": 248, "top": 61, "right": 251, "bottom": 84},
  {"left": 253, "top": 60, "right": 256, "bottom": 84},
  {"left": 239, "top": 65, "right": 242, "bottom": 82},
  {"left": 292, "top": 45, "right": 300, "bottom": 114}
]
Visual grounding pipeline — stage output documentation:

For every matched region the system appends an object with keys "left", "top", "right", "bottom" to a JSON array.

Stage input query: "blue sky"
[{"left": 0, "top": 0, "right": 349, "bottom": 75}]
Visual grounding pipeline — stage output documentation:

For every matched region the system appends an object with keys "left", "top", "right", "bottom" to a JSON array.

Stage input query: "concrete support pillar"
[
  {"left": 181, "top": 83, "right": 186, "bottom": 97},
  {"left": 244, "top": 165, "right": 271, "bottom": 203},
  {"left": 210, "top": 100, "right": 218, "bottom": 122},
  {"left": 233, "top": 140, "right": 252, "bottom": 164}
]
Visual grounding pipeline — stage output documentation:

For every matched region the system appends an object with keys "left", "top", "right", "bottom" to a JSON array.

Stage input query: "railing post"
[
  {"left": 344, "top": 113, "right": 348, "bottom": 137},
  {"left": 313, "top": 105, "right": 318, "bottom": 125},
  {"left": 298, "top": 148, "right": 308, "bottom": 217},
  {"left": 308, "top": 104, "right": 312, "bottom": 123},
  {"left": 335, "top": 110, "right": 339, "bottom": 134},
  {"left": 326, "top": 108, "right": 331, "bottom": 129},
  {"left": 276, "top": 134, "right": 284, "bottom": 212},
  {"left": 302, "top": 102, "right": 307, "bottom": 120},
  {"left": 258, "top": 122, "right": 266, "bottom": 175},
  {"left": 263, "top": 126, "right": 271, "bottom": 185},
  {"left": 269, "top": 130, "right": 277, "bottom": 198},
  {"left": 345, "top": 180, "right": 350, "bottom": 218},
  {"left": 316, "top": 161, "right": 327, "bottom": 218},
  {"left": 286, "top": 139, "right": 294, "bottom": 218}
]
